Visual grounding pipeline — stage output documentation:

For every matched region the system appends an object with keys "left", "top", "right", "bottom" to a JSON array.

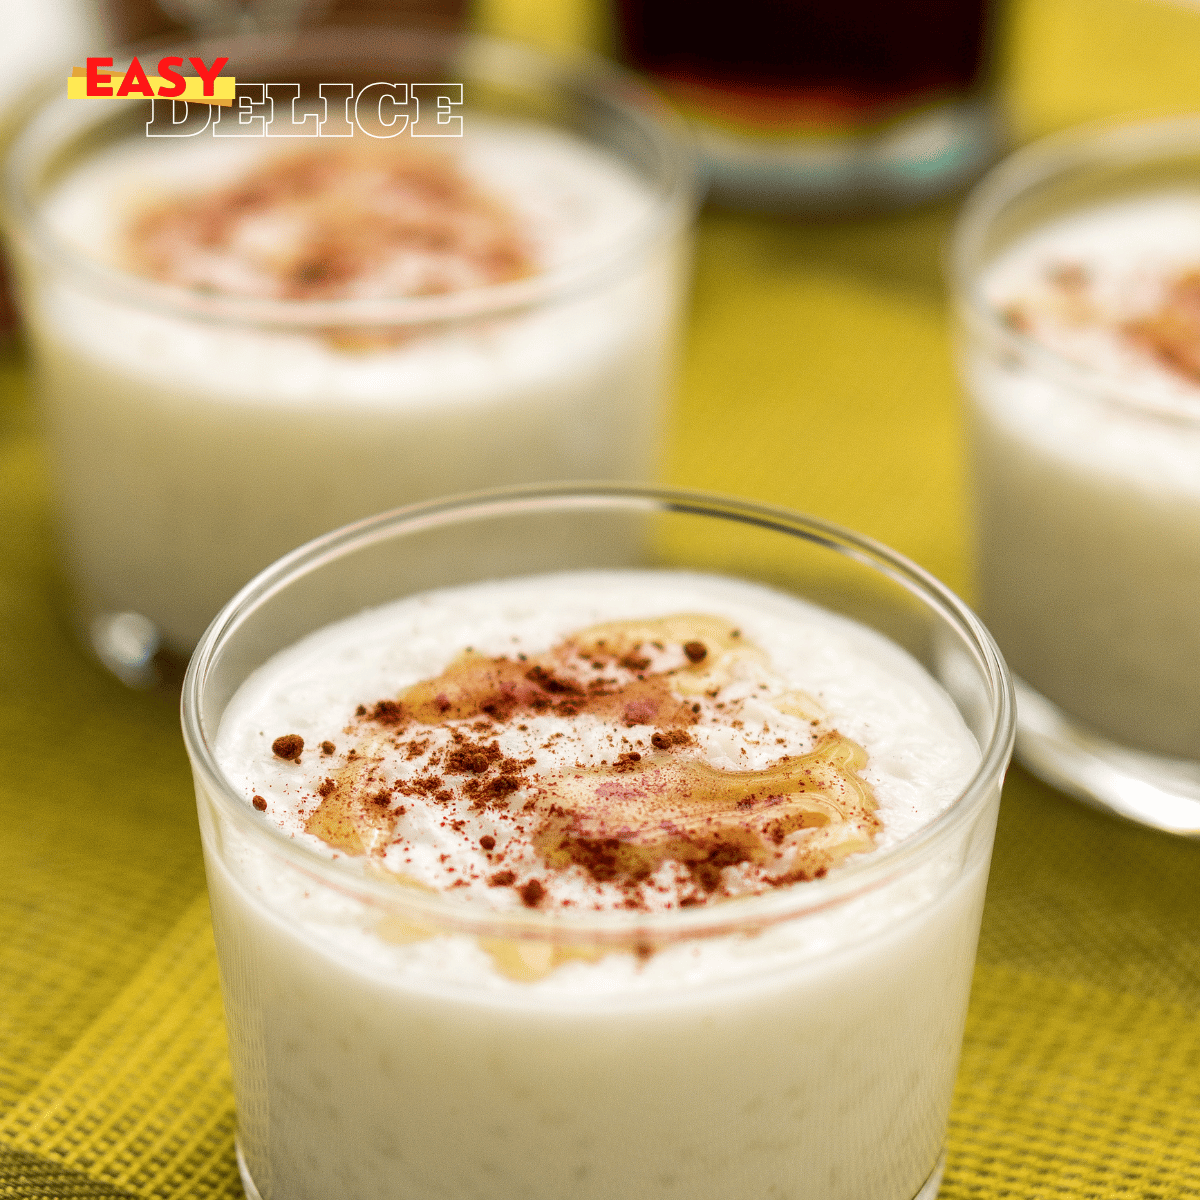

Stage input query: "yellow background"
[{"left": 2, "top": 0, "right": 1199, "bottom": 1195}]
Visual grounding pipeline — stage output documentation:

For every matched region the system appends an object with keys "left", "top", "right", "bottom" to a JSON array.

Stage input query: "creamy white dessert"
[
  {"left": 201, "top": 569, "right": 988, "bottom": 1200},
  {"left": 969, "top": 192, "right": 1200, "bottom": 759},
  {"left": 19, "top": 125, "right": 681, "bottom": 656}
]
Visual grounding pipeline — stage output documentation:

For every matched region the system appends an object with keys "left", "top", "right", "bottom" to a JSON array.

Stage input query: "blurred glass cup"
[
  {"left": 2, "top": 28, "right": 694, "bottom": 683},
  {"left": 953, "top": 118, "right": 1200, "bottom": 834}
]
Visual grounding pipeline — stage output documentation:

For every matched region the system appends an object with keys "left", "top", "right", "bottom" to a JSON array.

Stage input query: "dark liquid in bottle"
[{"left": 617, "top": 0, "right": 993, "bottom": 128}]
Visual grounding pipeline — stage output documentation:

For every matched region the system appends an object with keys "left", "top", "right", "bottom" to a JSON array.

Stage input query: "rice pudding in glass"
[
  {"left": 181, "top": 484, "right": 1014, "bottom": 1200},
  {"left": 1, "top": 30, "right": 693, "bottom": 683},
  {"left": 953, "top": 118, "right": 1200, "bottom": 834}
]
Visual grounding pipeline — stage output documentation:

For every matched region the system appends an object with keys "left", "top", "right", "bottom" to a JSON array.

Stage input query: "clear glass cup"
[
  {"left": 2, "top": 29, "right": 694, "bottom": 684},
  {"left": 181, "top": 484, "right": 1014, "bottom": 1200},
  {"left": 953, "top": 118, "right": 1200, "bottom": 835}
]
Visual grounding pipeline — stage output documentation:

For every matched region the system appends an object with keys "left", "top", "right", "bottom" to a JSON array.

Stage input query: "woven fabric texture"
[{"left": 3, "top": 0, "right": 1200, "bottom": 1196}]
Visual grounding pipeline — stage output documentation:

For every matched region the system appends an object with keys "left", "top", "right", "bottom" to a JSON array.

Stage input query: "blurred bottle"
[{"left": 614, "top": 0, "right": 1001, "bottom": 212}]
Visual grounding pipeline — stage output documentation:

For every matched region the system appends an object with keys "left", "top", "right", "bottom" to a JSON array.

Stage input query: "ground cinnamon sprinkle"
[
  {"left": 446, "top": 742, "right": 503, "bottom": 774},
  {"left": 125, "top": 145, "right": 536, "bottom": 350},
  {"left": 284, "top": 614, "right": 881, "bottom": 914},
  {"left": 271, "top": 734, "right": 304, "bottom": 762},
  {"left": 369, "top": 700, "right": 406, "bottom": 727},
  {"left": 650, "top": 729, "right": 693, "bottom": 751},
  {"left": 1001, "top": 303, "right": 1032, "bottom": 333},
  {"left": 1123, "top": 268, "right": 1200, "bottom": 383}
]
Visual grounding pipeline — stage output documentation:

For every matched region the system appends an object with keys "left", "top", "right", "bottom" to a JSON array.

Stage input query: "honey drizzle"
[{"left": 302, "top": 614, "right": 877, "bottom": 893}]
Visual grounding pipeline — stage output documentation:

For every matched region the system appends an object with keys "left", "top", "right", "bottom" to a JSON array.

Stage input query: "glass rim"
[
  {"left": 2, "top": 27, "right": 697, "bottom": 332},
  {"left": 950, "top": 113, "right": 1200, "bottom": 425},
  {"left": 181, "top": 482, "right": 1015, "bottom": 945}
]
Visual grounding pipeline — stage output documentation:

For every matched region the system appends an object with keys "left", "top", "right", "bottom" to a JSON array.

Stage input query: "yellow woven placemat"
[{"left": 3, "top": 0, "right": 1200, "bottom": 1195}]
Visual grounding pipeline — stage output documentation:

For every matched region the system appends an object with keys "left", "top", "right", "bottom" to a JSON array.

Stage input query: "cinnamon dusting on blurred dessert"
[
  {"left": 125, "top": 146, "right": 535, "bottom": 349},
  {"left": 1003, "top": 258, "right": 1200, "bottom": 386},
  {"left": 1123, "top": 268, "right": 1200, "bottom": 384}
]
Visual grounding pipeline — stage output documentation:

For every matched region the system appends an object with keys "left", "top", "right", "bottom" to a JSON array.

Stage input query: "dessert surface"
[
  {"left": 216, "top": 570, "right": 980, "bottom": 915},
  {"left": 127, "top": 145, "right": 536, "bottom": 306},
  {"left": 44, "top": 122, "right": 654, "bottom": 299},
  {"left": 983, "top": 191, "right": 1200, "bottom": 413},
  {"left": 36, "top": 122, "right": 662, "bottom": 395}
]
